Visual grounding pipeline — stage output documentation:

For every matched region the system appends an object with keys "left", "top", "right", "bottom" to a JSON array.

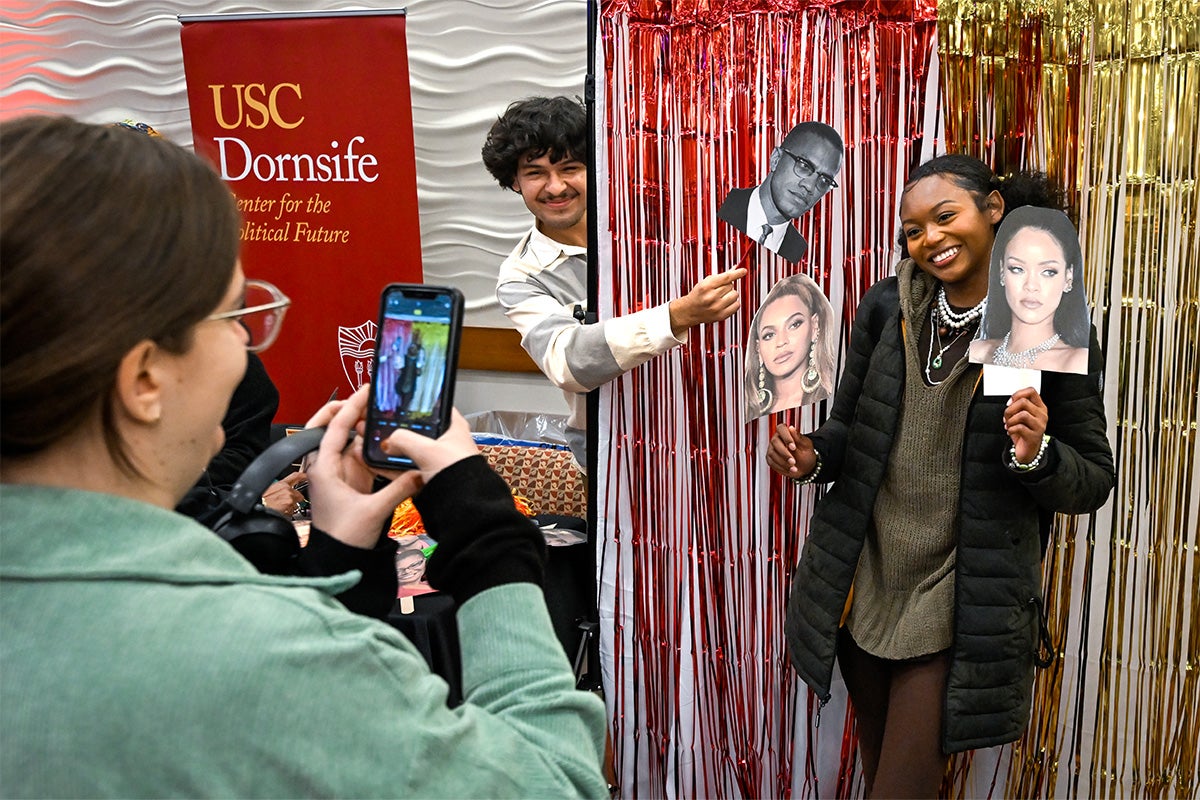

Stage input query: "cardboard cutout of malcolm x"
[
  {"left": 968, "top": 207, "right": 1091, "bottom": 395},
  {"left": 719, "top": 121, "right": 844, "bottom": 263}
]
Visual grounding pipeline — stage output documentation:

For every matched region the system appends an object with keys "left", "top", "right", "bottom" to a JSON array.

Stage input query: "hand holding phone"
[
  {"left": 363, "top": 284, "right": 464, "bottom": 470},
  {"left": 379, "top": 408, "right": 479, "bottom": 482},
  {"left": 303, "top": 387, "right": 423, "bottom": 548}
]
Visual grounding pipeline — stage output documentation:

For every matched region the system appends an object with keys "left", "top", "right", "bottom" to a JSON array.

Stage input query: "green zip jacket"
[{"left": 0, "top": 477, "right": 607, "bottom": 798}]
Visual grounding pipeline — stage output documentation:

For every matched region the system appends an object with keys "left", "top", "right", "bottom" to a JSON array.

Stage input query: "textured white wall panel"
[{"left": 0, "top": 0, "right": 587, "bottom": 327}]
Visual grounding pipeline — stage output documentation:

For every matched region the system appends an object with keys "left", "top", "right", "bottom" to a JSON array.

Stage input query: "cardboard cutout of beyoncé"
[
  {"left": 969, "top": 206, "right": 1091, "bottom": 382},
  {"left": 744, "top": 274, "right": 837, "bottom": 420},
  {"left": 718, "top": 121, "right": 844, "bottom": 263}
]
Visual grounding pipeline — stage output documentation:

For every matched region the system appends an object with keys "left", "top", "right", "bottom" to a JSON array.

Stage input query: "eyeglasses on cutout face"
[
  {"left": 205, "top": 279, "right": 291, "bottom": 353},
  {"left": 777, "top": 149, "right": 838, "bottom": 190}
]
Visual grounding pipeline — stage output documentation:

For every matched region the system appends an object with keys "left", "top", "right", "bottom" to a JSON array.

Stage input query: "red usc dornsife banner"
[{"left": 180, "top": 9, "right": 421, "bottom": 422}]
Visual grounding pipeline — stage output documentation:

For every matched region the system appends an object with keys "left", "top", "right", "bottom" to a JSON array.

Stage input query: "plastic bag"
[{"left": 465, "top": 409, "right": 568, "bottom": 448}]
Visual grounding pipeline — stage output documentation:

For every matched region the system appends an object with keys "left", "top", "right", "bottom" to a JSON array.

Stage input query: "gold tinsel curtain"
[
  {"left": 597, "top": 0, "right": 1197, "bottom": 795},
  {"left": 939, "top": 1, "right": 1199, "bottom": 796}
]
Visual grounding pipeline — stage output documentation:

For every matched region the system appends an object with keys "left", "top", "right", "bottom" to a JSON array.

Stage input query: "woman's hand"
[
  {"left": 1004, "top": 387, "right": 1049, "bottom": 464},
  {"left": 260, "top": 471, "right": 307, "bottom": 516},
  {"left": 380, "top": 409, "right": 479, "bottom": 484},
  {"left": 767, "top": 423, "right": 818, "bottom": 478},
  {"left": 304, "top": 386, "right": 422, "bottom": 548}
]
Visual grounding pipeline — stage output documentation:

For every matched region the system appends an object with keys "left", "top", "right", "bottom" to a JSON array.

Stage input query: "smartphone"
[{"left": 363, "top": 284, "right": 464, "bottom": 470}]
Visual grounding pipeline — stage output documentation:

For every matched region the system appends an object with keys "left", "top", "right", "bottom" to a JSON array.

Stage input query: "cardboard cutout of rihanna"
[
  {"left": 744, "top": 274, "right": 837, "bottom": 420},
  {"left": 718, "top": 121, "right": 843, "bottom": 263},
  {"left": 969, "top": 206, "right": 1090, "bottom": 380}
]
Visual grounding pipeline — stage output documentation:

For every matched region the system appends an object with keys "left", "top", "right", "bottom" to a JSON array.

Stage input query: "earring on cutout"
[
  {"left": 756, "top": 352, "right": 774, "bottom": 409},
  {"left": 1064, "top": 274, "right": 1074, "bottom": 293},
  {"left": 801, "top": 339, "right": 822, "bottom": 394}
]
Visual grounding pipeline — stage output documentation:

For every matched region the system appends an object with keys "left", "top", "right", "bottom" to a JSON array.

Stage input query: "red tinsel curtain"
[{"left": 596, "top": 2, "right": 938, "bottom": 796}]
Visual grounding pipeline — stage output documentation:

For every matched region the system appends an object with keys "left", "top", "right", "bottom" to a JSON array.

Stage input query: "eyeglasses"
[
  {"left": 206, "top": 279, "right": 291, "bottom": 352},
  {"left": 778, "top": 149, "right": 838, "bottom": 190}
]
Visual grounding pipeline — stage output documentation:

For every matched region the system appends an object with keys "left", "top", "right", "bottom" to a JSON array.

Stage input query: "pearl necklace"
[
  {"left": 925, "top": 305, "right": 976, "bottom": 385},
  {"left": 935, "top": 286, "right": 986, "bottom": 332},
  {"left": 992, "top": 331, "right": 1061, "bottom": 369}
]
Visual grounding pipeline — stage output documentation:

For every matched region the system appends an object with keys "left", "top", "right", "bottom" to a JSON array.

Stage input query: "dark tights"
[{"left": 836, "top": 631, "right": 950, "bottom": 799}]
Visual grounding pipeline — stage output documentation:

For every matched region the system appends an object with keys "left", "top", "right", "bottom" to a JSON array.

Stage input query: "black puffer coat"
[{"left": 784, "top": 265, "right": 1115, "bottom": 752}]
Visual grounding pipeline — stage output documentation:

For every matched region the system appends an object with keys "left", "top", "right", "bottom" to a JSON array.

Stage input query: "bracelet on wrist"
[
  {"left": 1010, "top": 434, "right": 1050, "bottom": 471},
  {"left": 790, "top": 450, "right": 823, "bottom": 486}
]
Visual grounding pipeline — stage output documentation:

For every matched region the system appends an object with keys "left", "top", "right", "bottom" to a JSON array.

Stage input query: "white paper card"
[{"left": 982, "top": 364, "right": 1042, "bottom": 396}]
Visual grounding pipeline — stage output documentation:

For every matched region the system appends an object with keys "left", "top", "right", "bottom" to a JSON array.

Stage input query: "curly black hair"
[{"left": 481, "top": 96, "right": 586, "bottom": 190}]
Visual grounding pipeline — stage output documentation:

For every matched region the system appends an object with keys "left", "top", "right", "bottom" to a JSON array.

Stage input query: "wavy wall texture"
[{"left": 0, "top": 0, "right": 587, "bottom": 327}]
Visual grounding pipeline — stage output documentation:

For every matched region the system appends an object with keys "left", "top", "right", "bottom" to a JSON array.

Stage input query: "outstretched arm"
[
  {"left": 668, "top": 268, "right": 747, "bottom": 338},
  {"left": 498, "top": 240, "right": 745, "bottom": 392}
]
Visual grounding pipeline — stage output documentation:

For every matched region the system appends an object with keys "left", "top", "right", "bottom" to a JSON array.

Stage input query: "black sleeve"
[
  {"left": 177, "top": 354, "right": 281, "bottom": 525},
  {"left": 206, "top": 353, "right": 280, "bottom": 489},
  {"left": 808, "top": 277, "right": 897, "bottom": 481},
  {"left": 175, "top": 474, "right": 226, "bottom": 527},
  {"left": 1017, "top": 324, "right": 1115, "bottom": 515},
  {"left": 415, "top": 455, "right": 547, "bottom": 605},
  {"left": 296, "top": 528, "right": 400, "bottom": 620}
]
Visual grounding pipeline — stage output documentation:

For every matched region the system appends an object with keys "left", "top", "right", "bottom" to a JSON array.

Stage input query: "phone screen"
[{"left": 364, "top": 285, "right": 462, "bottom": 469}]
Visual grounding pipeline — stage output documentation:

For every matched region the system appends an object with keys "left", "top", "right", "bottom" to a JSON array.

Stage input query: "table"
[{"left": 386, "top": 592, "right": 463, "bottom": 706}]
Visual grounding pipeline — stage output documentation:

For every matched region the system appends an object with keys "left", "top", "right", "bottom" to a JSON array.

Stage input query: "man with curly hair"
[{"left": 483, "top": 96, "right": 746, "bottom": 470}]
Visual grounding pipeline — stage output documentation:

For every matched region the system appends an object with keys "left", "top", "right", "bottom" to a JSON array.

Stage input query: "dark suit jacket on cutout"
[{"left": 718, "top": 187, "right": 808, "bottom": 262}]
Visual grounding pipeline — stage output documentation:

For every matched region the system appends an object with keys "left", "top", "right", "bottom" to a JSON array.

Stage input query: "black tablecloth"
[
  {"left": 386, "top": 592, "right": 463, "bottom": 706},
  {"left": 384, "top": 526, "right": 598, "bottom": 705}
]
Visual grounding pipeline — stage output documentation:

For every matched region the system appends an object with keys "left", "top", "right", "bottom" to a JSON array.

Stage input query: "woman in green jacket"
[{"left": 0, "top": 115, "right": 608, "bottom": 798}]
